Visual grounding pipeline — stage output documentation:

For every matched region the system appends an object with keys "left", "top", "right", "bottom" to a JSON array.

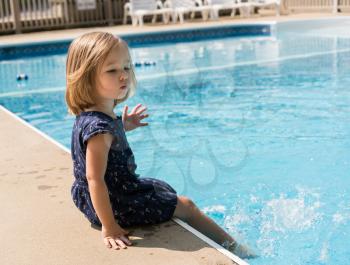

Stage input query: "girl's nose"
[{"left": 120, "top": 71, "right": 128, "bottom": 81}]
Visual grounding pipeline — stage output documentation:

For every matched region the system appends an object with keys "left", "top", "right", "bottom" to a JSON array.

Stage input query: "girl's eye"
[{"left": 107, "top": 67, "right": 130, "bottom": 73}]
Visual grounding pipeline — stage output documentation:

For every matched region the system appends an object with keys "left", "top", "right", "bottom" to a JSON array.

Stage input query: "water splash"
[
  {"left": 319, "top": 241, "right": 329, "bottom": 263},
  {"left": 257, "top": 188, "right": 322, "bottom": 257},
  {"left": 263, "top": 194, "right": 320, "bottom": 232},
  {"left": 202, "top": 204, "right": 226, "bottom": 220}
]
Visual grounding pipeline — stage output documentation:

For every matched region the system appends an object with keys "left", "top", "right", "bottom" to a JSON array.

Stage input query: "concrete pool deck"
[{"left": 0, "top": 12, "right": 349, "bottom": 265}]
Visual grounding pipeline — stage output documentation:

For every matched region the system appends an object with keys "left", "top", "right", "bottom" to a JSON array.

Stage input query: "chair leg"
[
  {"left": 230, "top": 8, "right": 236, "bottom": 17},
  {"left": 179, "top": 11, "right": 184, "bottom": 23},
  {"left": 173, "top": 11, "right": 184, "bottom": 24},
  {"left": 132, "top": 15, "right": 138, "bottom": 26},
  {"left": 240, "top": 6, "right": 250, "bottom": 17},
  {"left": 209, "top": 9, "right": 218, "bottom": 20},
  {"left": 123, "top": 3, "right": 130, "bottom": 24},
  {"left": 171, "top": 11, "right": 177, "bottom": 23},
  {"left": 138, "top": 15, "right": 144, "bottom": 26},
  {"left": 189, "top": 11, "right": 194, "bottom": 19},
  {"left": 202, "top": 10, "right": 209, "bottom": 20},
  {"left": 163, "top": 12, "right": 170, "bottom": 24},
  {"left": 152, "top": 14, "right": 157, "bottom": 23},
  {"left": 123, "top": 14, "right": 128, "bottom": 24}
]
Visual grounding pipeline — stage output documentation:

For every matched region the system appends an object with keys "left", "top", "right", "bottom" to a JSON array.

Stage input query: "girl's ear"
[{"left": 93, "top": 71, "right": 103, "bottom": 90}]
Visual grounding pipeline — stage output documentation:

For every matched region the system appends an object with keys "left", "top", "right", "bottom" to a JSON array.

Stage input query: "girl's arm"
[{"left": 86, "top": 133, "right": 132, "bottom": 249}]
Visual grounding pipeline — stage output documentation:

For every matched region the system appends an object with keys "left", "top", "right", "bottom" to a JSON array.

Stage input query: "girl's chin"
[
  {"left": 116, "top": 92, "right": 127, "bottom": 99},
  {"left": 118, "top": 87, "right": 128, "bottom": 93}
]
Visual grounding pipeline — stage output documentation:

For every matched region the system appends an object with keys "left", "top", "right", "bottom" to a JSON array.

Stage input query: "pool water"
[{"left": 1, "top": 18, "right": 350, "bottom": 264}]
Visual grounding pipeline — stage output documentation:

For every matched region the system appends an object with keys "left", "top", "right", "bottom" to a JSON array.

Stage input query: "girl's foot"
[{"left": 221, "top": 240, "right": 258, "bottom": 259}]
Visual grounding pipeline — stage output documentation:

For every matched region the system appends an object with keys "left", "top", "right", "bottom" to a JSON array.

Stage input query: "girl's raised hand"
[
  {"left": 122, "top": 103, "right": 149, "bottom": 132},
  {"left": 102, "top": 224, "right": 132, "bottom": 250}
]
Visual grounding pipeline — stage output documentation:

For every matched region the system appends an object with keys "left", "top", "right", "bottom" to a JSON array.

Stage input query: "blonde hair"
[{"left": 65, "top": 32, "right": 137, "bottom": 115}]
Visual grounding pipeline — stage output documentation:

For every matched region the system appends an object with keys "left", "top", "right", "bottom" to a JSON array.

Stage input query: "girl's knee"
[
  {"left": 173, "top": 196, "right": 197, "bottom": 220},
  {"left": 179, "top": 196, "right": 196, "bottom": 208}
]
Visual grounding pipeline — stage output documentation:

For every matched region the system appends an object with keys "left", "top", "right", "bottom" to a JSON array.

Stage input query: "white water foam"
[
  {"left": 319, "top": 241, "right": 329, "bottom": 263},
  {"left": 202, "top": 204, "right": 226, "bottom": 214},
  {"left": 263, "top": 196, "right": 320, "bottom": 232},
  {"left": 257, "top": 188, "right": 322, "bottom": 256}
]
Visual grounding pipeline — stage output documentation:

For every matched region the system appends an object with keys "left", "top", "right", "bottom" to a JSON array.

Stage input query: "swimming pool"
[{"left": 1, "top": 18, "right": 350, "bottom": 264}]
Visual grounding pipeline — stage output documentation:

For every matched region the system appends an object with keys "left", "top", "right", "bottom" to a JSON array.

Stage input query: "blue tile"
[{"left": 0, "top": 24, "right": 271, "bottom": 60}]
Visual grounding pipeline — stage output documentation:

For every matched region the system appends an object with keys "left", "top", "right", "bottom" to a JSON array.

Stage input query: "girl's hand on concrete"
[
  {"left": 122, "top": 104, "right": 149, "bottom": 132},
  {"left": 102, "top": 224, "right": 132, "bottom": 250}
]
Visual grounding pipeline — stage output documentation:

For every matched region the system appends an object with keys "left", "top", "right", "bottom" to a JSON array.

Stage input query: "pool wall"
[{"left": 0, "top": 23, "right": 272, "bottom": 60}]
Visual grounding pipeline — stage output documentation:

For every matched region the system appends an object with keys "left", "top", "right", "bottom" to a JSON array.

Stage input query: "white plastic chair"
[
  {"left": 164, "top": 0, "right": 212, "bottom": 24},
  {"left": 206, "top": 0, "right": 251, "bottom": 19},
  {"left": 123, "top": 0, "right": 173, "bottom": 26},
  {"left": 250, "top": 0, "right": 281, "bottom": 16}
]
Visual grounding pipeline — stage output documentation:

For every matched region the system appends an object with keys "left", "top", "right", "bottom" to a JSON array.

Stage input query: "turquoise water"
[{"left": 1, "top": 19, "right": 350, "bottom": 264}]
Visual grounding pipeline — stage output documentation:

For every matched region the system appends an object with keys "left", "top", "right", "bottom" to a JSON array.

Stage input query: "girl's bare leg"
[
  {"left": 173, "top": 195, "right": 234, "bottom": 245},
  {"left": 173, "top": 195, "right": 257, "bottom": 259}
]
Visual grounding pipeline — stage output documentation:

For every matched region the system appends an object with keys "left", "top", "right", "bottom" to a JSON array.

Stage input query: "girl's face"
[{"left": 95, "top": 42, "right": 131, "bottom": 102}]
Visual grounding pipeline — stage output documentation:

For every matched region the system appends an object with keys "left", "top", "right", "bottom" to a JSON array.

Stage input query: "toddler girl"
[{"left": 65, "top": 31, "right": 255, "bottom": 258}]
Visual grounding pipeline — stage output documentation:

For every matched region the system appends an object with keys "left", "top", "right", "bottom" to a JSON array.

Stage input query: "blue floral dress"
[{"left": 70, "top": 111, "right": 178, "bottom": 228}]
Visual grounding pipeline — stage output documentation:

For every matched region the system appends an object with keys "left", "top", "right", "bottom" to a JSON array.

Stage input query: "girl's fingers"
[
  {"left": 132, "top": 103, "right": 143, "bottom": 114},
  {"left": 120, "top": 235, "right": 132, "bottom": 245},
  {"left": 139, "top": 122, "right": 149, "bottom": 127},
  {"left": 122, "top": 105, "right": 128, "bottom": 119},
  {"left": 104, "top": 237, "right": 112, "bottom": 248},
  {"left": 136, "top": 106, "right": 147, "bottom": 115},
  {"left": 140, "top": 114, "right": 149, "bottom": 119},
  {"left": 109, "top": 238, "right": 120, "bottom": 250},
  {"left": 105, "top": 234, "right": 131, "bottom": 250},
  {"left": 115, "top": 238, "right": 127, "bottom": 249}
]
